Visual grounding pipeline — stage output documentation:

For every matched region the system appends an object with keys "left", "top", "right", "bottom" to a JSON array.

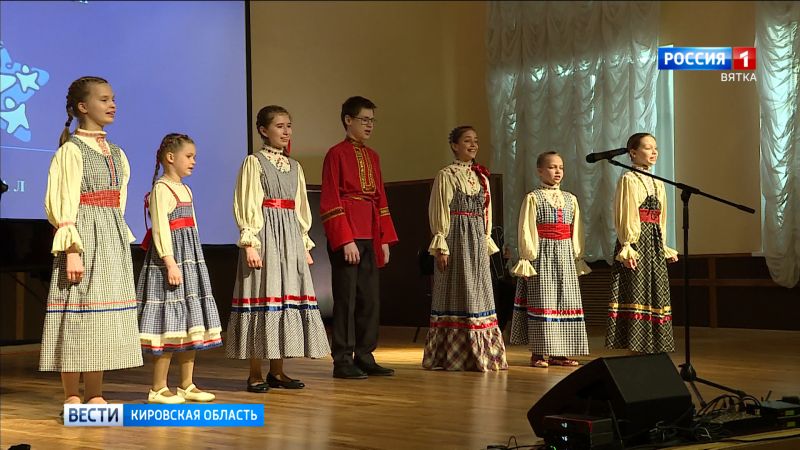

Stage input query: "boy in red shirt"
[{"left": 321, "top": 96, "right": 399, "bottom": 379}]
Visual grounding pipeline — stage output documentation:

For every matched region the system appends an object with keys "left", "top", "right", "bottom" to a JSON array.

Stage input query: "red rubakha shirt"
[{"left": 320, "top": 137, "right": 399, "bottom": 267}]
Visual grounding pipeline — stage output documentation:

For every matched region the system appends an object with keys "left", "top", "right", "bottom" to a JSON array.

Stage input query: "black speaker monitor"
[{"left": 528, "top": 353, "right": 693, "bottom": 444}]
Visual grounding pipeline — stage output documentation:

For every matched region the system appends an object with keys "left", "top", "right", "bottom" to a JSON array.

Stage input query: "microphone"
[{"left": 585, "top": 147, "right": 628, "bottom": 163}]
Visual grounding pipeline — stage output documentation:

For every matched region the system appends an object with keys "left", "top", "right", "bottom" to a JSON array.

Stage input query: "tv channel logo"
[
  {"left": 63, "top": 404, "right": 264, "bottom": 427},
  {"left": 658, "top": 47, "right": 756, "bottom": 71},
  {"left": 64, "top": 404, "right": 123, "bottom": 426}
]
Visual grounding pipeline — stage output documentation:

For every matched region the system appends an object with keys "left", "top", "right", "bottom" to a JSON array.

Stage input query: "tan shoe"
[
  {"left": 148, "top": 386, "right": 185, "bottom": 404},
  {"left": 177, "top": 384, "right": 215, "bottom": 402},
  {"left": 549, "top": 357, "right": 580, "bottom": 367}
]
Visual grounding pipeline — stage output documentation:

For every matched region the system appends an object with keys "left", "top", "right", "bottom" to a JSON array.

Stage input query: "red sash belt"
[
  {"left": 80, "top": 190, "right": 120, "bottom": 207},
  {"left": 639, "top": 209, "right": 661, "bottom": 223},
  {"left": 537, "top": 223, "right": 572, "bottom": 240},
  {"left": 451, "top": 211, "right": 481, "bottom": 217},
  {"left": 262, "top": 198, "right": 296, "bottom": 209},
  {"left": 169, "top": 217, "right": 195, "bottom": 230},
  {"left": 141, "top": 217, "right": 196, "bottom": 251},
  {"left": 343, "top": 193, "right": 386, "bottom": 268}
]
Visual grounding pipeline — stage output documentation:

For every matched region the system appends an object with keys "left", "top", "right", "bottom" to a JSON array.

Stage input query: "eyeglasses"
[{"left": 351, "top": 116, "right": 377, "bottom": 125}]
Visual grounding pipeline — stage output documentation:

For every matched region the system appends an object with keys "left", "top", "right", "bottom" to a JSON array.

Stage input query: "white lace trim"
[{"left": 260, "top": 145, "right": 290, "bottom": 173}]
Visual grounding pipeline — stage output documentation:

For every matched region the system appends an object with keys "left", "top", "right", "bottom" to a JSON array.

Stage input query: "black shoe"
[
  {"left": 356, "top": 362, "right": 395, "bottom": 376},
  {"left": 246, "top": 378, "right": 270, "bottom": 393},
  {"left": 267, "top": 373, "right": 305, "bottom": 389},
  {"left": 333, "top": 364, "right": 368, "bottom": 379}
]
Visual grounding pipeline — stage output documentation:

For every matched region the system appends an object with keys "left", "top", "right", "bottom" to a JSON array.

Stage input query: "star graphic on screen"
[
  {"left": 0, "top": 42, "right": 50, "bottom": 142},
  {"left": 16, "top": 67, "right": 40, "bottom": 93},
  {"left": 3, "top": 100, "right": 29, "bottom": 134}
]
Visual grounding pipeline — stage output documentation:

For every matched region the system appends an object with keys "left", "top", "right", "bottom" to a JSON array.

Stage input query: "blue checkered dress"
[
  {"left": 510, "top": 189, "right": 589, "bottom": 357},
  {"left": 136, "top": 181, "right": 222, "bottom": 355},
  {"left": 225, "top": 153, "right": 330, "bottom": 360},
  {"left": 40, "top": 136, "right": 142, "bottom": 372}
]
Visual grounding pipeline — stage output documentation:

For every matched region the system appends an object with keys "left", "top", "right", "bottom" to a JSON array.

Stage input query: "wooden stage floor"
[{"left": 1, "top": 326, "right": 799, "bottom": 449}]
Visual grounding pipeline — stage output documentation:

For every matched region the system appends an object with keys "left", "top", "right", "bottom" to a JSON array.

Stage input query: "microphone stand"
[{"left": 603, "top": 157, "right": 754, "bottom": 407}]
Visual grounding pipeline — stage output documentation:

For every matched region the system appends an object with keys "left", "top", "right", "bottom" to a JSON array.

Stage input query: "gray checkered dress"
[
  {"left": 39, "top": 137, "right": 143, "bottom": 372},
  {"left": 226, "top": 154, "right": 330, "bottom": 360},
  {"left": 510, "top": 190, "right": 589, "bottom": 357},
  {"left": 422, "top": 185, "right": 508, "bottom": 372},
  {"left": 136, "top": 182, "right": 223, "bottom": 355},
  {"left": 606, "top": 193, "right": 675, "bottom": 353}
]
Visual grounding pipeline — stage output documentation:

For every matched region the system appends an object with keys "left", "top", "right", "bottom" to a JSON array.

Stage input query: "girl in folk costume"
[
  {"left": 226, "top": 105, "right": 330, "bottom": 392},
  {"left": 137, "top": 133, "right": 222, "bottom": 404},
  {"left": 510, "top": 152, "right": 591, "bottom": 368},
  {"left": 606, "top": 133, "right": 679, "bottom": 353},
  {"left": 41, "top": 76, "right": 142, "bottom": 407},
  {"left": 423, "top": 126, "right": 508, "bottom": 372}
]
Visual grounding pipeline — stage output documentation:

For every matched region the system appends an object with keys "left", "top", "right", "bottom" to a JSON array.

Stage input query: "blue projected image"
[
  {"left": 0, "top": 1, "right": 247, "bottom": 244},
  {"left": 0, "top": 42, "right": 51, "bottom": 142}
]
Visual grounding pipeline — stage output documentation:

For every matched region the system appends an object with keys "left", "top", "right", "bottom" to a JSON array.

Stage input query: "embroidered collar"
[
  {"left": 632, "top": 164, "right": 652, "bottom": 172},
  {"left": 74, "top": 128, "right": 110, "bottom": 155},
  {"left": 447, "top": 160, "right": 480, "bottom": 194},
  {"left": 261, "top": 144, "right": 284, "bottom": 155},
  {"left": 540, "top": 183, "right": 560, "bottom": 190},
  {"left": 539, "top": 186, "right": 566, "bottom": 209},
  {"left": 260, "top": 145, "right": 290, "bottom": 173},
  {"left": 632, "top": 170, "right": 658, "bottom": 197},
  {"left": 346, "top": 136, "right": 365, "bottom": 148},
  {"left": 74, "top": 128, "right": 107, "bottom": 138}
]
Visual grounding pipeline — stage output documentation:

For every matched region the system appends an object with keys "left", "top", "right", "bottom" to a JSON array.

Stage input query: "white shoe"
[
  {"left": 148, "top": 387, "right": 185, "bottom": 404},
  {"left": 177, "top": 384, "right": 215, "bottom": 402}
]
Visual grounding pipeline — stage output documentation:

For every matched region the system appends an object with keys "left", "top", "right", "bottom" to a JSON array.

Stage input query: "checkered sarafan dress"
[
  {"left": 39, "top": 137, "right": 142, "bottom": 372},
  {"left": 510, "top": 190, "right": 589, "bottom": 357},
  {"left": 136, "top": 182, "right": 223, "bottom": 355},
  {"left": 606, "top": 194, "right": 675, "bottom": 353},
  {"left": 225, "top": 153, "right": 330, "bottom": 360},
  {"left": 422, "top": 186, "right": 508, "bottom": 372}
]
